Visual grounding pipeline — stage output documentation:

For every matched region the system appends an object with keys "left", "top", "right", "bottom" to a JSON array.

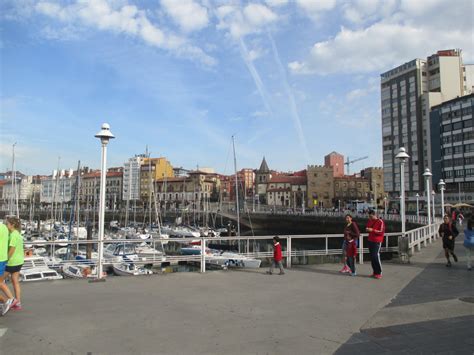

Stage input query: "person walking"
[
  {"left": 340, "top": 214, "right": 360, "bottom": 273},
  {"left": 366, "top": 210, "right": 385, "bottom": 279},
  {"left": 345, "top": 233, "right": 358, "bottom": 276},
  {"left": 439, "top": 215, "right": 459, "bottom": 267},
  {"left": 5, "top": 216, "right": 24, "bottom": 310},
  {"left": 0, "top": 222, "right": 14, "bottom": 315},
  {"left": 266, "top": 236, "right": 284, "bottom": 275},
  {"left": 464, "top": 218, "right": 474, "bottom": 271}
]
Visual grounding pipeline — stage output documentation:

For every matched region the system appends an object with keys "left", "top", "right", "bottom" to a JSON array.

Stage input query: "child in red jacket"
[
  {"left": 267, "top": 236, "right": 284, "bottom": 275},
  {"left": 345, "top": 234, "right": 358, "bottom": 276}
]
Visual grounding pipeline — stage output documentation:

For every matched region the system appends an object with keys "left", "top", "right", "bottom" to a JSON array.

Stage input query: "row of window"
[
  {"left": 442, "top": 131, "right": 474, "bottom": 144},
  {"left": 443, "top": 157, "right": 474, "bottom": 167},
  {"left": 441, "top": 107, "right": 472, "bottom": 120},
  {"left": 443, "top": 169, "right": 474, "bottom": 178},
  {"left": 443, "top": 144, "right": 474, "bottom": 155},
  {"left": 442, "top": 119, "right": 474, "bottom": 132}
]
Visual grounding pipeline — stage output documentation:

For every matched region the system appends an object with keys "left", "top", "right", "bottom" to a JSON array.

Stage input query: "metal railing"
[{"left": 21, "top": 221, "right": 439, "bottom": 275}]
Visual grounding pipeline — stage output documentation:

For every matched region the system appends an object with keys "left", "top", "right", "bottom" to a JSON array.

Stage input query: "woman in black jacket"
[{"left": 439, "top": 215, "right": 459, "bottom": 267}]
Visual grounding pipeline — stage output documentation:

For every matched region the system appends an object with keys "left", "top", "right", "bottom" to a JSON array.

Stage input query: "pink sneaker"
[
  {"left": 339, "top": 265, "right": 350, "bottom": 273},
  {"left": 11, "top": 299, "right": 21, "bottom": 310},
  {"left": 374, "top": 274, "right": 382, "bottom": 279}
]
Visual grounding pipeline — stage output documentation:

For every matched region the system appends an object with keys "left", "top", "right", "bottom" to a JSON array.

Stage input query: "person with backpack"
[
  {"left": 340, "top": 214, "right": 360, "bottom": 273},
  {"left": 463, "top": 218, "right": 474, "bottom": 271},
  {"left": 439, "top": 215, "right": 459, "bottom": 267}
]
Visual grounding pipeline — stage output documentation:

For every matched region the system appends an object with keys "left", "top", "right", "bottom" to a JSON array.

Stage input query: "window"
[
  {"left": 465, "top": 144, "right": 474, "bottom": 153},
  {"left": 464, "top": 119, "right": 473, "bottom": 128},
  {"left": 443, "top": 124, "right": 452, "bottom": 133},
  {"left": 454, "top": 145, "right": 463, "bottom": 154},
  {"left": 453, "top": 121, "right": 463, "bottom": 131}
]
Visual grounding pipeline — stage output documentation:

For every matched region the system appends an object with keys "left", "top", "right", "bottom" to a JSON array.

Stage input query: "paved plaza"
[{"left": 0, "top": 238, "right": 473, "bottom": 355}]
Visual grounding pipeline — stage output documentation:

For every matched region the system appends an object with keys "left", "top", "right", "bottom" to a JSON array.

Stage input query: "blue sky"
[{"left": 1, "top": 0, "right": 472, "bottom": 176}]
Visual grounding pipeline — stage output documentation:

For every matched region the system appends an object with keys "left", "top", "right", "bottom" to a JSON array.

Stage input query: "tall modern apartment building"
[
  {"left": 430, "top": 94, "right": 474, "bottom": 204},
  {"left": 381, "top": 49, "right": 469, "bottom": 198},
  {"left": 123, "top": 155, "right": 146, "bottom": 201}
]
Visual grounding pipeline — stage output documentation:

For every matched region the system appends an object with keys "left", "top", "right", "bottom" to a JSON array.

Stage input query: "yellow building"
[
  {"left": 306, "top": 165, "right": 334, "bottom": 209},
  {"left": 140, "top": 157, "right": 174, "bottom": 200}
]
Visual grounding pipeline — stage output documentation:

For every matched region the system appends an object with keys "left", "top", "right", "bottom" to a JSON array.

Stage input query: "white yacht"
[
  {"left": 20, "top": 257, "right": 63, "bottom": 282},
  {"left": 112, "top": 263, "right": 153, "bottom": 276}
]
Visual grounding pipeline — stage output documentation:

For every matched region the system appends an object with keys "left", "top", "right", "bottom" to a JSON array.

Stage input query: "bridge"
[{"left": 1, "top": 223, "right": 472, "bottom": 354}]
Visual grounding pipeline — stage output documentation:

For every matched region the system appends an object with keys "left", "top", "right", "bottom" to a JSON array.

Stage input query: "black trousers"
[
  {"left": 368, "top": 241, "right": 382, "bottom": 275},
  {"left": 346, "top": 256, "right": 355, "bottom": 273}
]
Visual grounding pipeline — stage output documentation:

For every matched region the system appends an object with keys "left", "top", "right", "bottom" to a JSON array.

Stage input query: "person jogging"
[{"left": 366, "top": 210, "right": 385, "bottom": 279}]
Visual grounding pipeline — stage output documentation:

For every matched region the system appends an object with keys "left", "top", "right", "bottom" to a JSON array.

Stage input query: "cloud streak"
[{"left": 268, "top": 32, "right": 311, "bottom": 163}]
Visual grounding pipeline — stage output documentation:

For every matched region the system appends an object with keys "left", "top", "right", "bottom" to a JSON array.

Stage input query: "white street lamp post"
[
  {"left": 384, "top": 196, "right": 387, "bottom": 218},
  {"left": 423, "top": 169, "right": 432, "bottom": 226},
  {"left": 395, "top": 148, "right": 410, "bottom": 235},
  {"left": 95, "top": 123, "right": 115, "bottom": 280},
  {"left": 431, "top": 190, "right": 436, "bottom": 221},
  {"left": 439, "top": 180, "right": 446, "bottom": 218},
  {"left": 416, "top": 193, "right": 420, "bottom": 222}
]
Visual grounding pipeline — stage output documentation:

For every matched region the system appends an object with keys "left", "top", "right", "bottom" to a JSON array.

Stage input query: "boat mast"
[
  {"left": 10, "top": 143, "right": 19, "bottom": 217},
  {"left": 124, "top": 160, "right": 131, "bottom": 227},
  {"left": 232, "top": 136, "right": 240, "bottom": 236}
]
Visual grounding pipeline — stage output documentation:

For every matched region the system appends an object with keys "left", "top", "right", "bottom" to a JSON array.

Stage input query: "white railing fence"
[{"left": 23, "top": 222, "right": 440, "bottom": 275}]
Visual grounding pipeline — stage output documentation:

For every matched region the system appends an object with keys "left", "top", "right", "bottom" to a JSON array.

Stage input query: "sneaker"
[
  {"left": 452, "top": 254, "right": 458, "bottom": 262},
  {"left": 278, "top": 272, "right": 285, "bottom": 275},
  {"left": 468, "top": 266, "right": 472, "bottom": 271},
  {"left": 11, "top": 299, "right": 19, "bottom": 308},
  {"left": 2, "top": 298, "right": 14, "bottom": 316},
  {"left": 351, "top": 272, "right": 357, "bottom": 276},
  {"left": 339, "top": 265, "right": 350, "bottom": 273},
  {"left": 374, "top": 274, "right": 382, "bottom": 279},
  {"left": 446, "top": 261, "right": 452, "bottom": 267},
  {"left": 265, "top": 271, "right": 273, "bottom": 275},
  {"left": 12, "top": 303, "right": 22, "bottom": 311}
]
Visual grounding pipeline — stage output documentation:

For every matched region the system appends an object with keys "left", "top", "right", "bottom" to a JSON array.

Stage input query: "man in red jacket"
[
  {"left": 366, "top": 210, "right": 385, "bottom": 279},
  {"left": 267, "top": 236, "right": 284, "bottom": 275}
]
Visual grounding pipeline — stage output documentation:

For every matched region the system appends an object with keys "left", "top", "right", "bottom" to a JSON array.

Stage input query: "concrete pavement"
[{"left": 0, "top": 237, "right": 472, "bottom": 354}]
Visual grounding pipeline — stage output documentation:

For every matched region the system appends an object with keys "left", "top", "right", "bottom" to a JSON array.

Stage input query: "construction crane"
[{"left": 345, "top": 156, "right": 368, "bottom": 175}]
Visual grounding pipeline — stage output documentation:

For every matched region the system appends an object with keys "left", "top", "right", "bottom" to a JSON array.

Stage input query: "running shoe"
[
  {"left": 446, "top": 261, "right": 452, "bottom": 267},
  {"left": 2, "top": 298, "right": 14, "bottom": 316},
  {"left": 373, "top": 274, "right": 382, "bottom": 279},
  {"left": 12, "top": 302, "right": 22, "bottom": 311},
  {"left": 453, "top": 254, "right": 458, "bottom": 262}
]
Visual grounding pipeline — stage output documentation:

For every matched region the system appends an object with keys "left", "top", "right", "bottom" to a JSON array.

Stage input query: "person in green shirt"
[
  {"left": 5, "top": 216, "right": 24, "bottom": 310},
  {"left": 0, "top": 221, "right": 14, "bottom": 316}
]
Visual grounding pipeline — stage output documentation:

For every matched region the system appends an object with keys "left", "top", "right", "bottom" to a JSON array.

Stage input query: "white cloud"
[
  {"left": 342, "top": 0, "right": 397, "bottom": 25},
  {"left": 290, "top": 0, "right": 473, "bottom": 75},
  {"left": 34, "top": 0, "right": 216, "bottom": 66},
  {"left": 161, "top": 0, "right": 209, "bottom": 33},
  {"left": 216, "top": 3, "right": 278, "bottom": 39},
  {"left": 251, "top": 110, "right": 269, "bottom": 118},
  {"left": 265, "top": 0, "right": 289, "bottom": 8},
  {"left": 295, "top": 0, "right": 336, "bottom": 20}
]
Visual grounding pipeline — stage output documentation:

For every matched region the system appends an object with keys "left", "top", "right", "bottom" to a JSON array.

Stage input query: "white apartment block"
[{"left": 123, "top": 155, "right": 145, "bottom": 201}]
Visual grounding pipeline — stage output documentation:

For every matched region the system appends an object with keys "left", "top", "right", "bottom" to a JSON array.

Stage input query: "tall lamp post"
[
  {"left": 416, "top": 193, "right": 420, "bottom": 222},
  {"left": 384, "top": 196, "right": 387, "bottom": 218},
  {"left": 431, "top": 190, "right": 436, "bottom": 222},
  {"left": 95, "top": 123, "right": 115, "bottom": 280},
  {"left": 439, "top": 180, "right": 446, "bottom": 217},
  {"left": 395, "top": 147, "right": 410, "bottom": 235},
  {"left": 423, "top": 169, "right": 432, "bottom": 226}
]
